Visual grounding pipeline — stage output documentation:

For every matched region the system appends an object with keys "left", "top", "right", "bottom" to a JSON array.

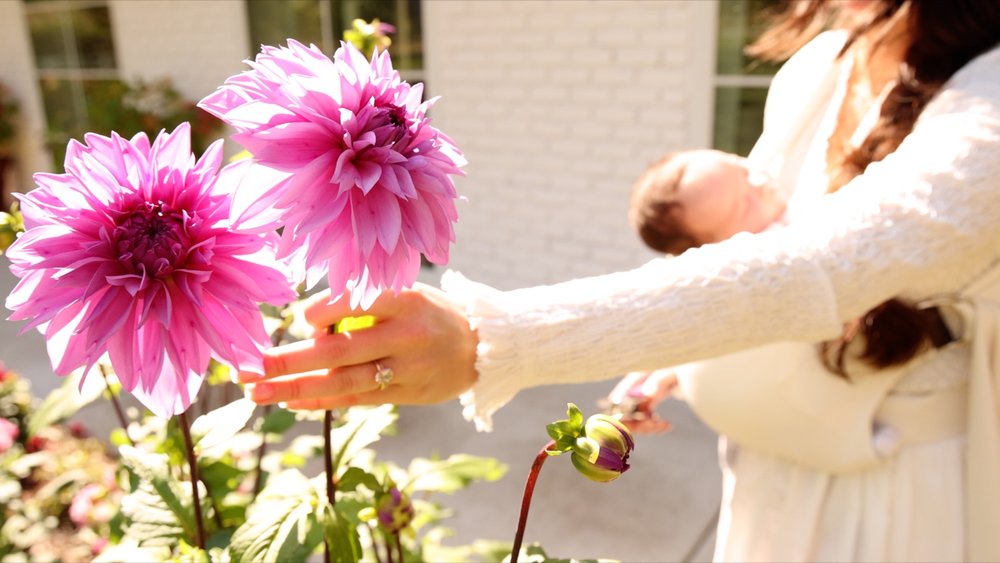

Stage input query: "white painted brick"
[{"left": 425, "top": 0, "right": 714, "bottom": 289}]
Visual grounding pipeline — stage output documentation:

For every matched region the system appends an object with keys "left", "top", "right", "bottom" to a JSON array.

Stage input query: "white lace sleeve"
[{"left": 444, "top": 46, "right": 1000, "bottom": 431}]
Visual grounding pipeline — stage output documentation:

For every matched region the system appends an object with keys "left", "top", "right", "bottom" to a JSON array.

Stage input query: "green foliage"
[
  {"left": 27, "top": 368, "right": 105, "bottom": 437},
  {"left": 546, "top": 403, "right": 586, "bottom": 454},
  {"left": 189, "top": 398, "right": 256, "bottom": 454},
  {"left": 405, "top": 454, "right": 508, "bottom": 494},
  {"left": 342, "top": 18, "right": 393, "bottom": 56},
  {"left": 119, "top": 446, "right": 201, "bottom": 546},
  {"left": 323, "top": 504, "right": 362, "bottom": 563},
  {"left": 227, "top": 470, "right": 324, "bottom": 563}
]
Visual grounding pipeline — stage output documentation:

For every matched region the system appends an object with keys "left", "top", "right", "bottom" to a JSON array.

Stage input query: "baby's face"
[{"left": 675, "top": 150, "right": 786, "bottom": 245}]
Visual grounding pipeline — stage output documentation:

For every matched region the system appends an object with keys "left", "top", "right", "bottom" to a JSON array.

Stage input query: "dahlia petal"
[
  {"left": 136, "top": 321, "right": 167, "bottom": 394},
  {"left": 220, "top": 100, "right": 297, "bottom": 129},
  {"left": 208, "top": 256, "right": 294, "bottom": 307},
  {"left": 45, "top": 300, "right": 96, "bottom": 375},
  {"left": 369, "top": 188, "right": 401, "bottom": 254},
  {"left": 357, "top": 160, "right": 382, "bottom": 193},
  {"left": 107, "top": 310, "right": 138, "bottom": 390}
]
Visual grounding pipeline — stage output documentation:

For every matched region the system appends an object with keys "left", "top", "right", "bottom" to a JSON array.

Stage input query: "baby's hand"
[{"left": 602, "top": 369, "right": 678, "bottom": 434}]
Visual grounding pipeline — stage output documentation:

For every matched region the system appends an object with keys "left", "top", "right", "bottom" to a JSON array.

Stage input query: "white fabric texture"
[
  {"left": 444, "top": 37, "right": 1000, "bottom": 431},
  {"left": 442, "top": 30, "right": 1000, "bottom": 563}
]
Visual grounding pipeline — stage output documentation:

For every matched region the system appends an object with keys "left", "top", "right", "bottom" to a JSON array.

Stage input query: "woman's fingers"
[
  {"left": 247, "top": 360, "right": 390, "bottom": 405},
  {"left": 238, "top": 322, "right": 392, "bottom": 383},
  {"left": 303, "top": 287, "right": 402, "bottom": 329},
  {"left": 622, "top": 416, "right": 672, "bottom": 435},
  {"left": 608, "top": 371, "right": 652, "bottom": 404}
]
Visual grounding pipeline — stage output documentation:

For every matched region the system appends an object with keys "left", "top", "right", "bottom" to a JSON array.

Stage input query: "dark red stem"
[
  {"left": 511, "top": 439, "right": 556, "bottom": 563},
  {"left": 179, "top": 411, "right": 207, "bottom": 550}
]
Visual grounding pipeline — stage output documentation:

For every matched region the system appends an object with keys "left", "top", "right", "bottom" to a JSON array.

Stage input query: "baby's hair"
[{"left": 628, "top": 153, "right": 699, "bottom": 256}]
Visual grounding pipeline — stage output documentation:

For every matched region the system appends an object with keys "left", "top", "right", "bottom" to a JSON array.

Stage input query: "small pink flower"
[
  {"left": 199, "top": 40, "right": 465, "bottom": 309},
  {"left": 0, "top": 418, "right": 18, "bottom": 453},
  {"left": 0, "top": 362, "right": 13, "bottom": 383},
  {"left": 5, "top": 124, "right": 296, "bottom": 417},
  {"left": 70, "top": 483, "right": 114, "bottom": 527}
]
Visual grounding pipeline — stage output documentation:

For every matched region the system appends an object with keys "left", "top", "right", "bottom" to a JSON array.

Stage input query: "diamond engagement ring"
[{"left": 374, "top": 360, "right": 394, "bottom": 391}]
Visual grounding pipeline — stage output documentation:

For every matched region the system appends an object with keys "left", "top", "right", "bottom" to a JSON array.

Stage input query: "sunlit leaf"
[
  {"left": 228, "top": 470, "right": 324, "bottom": 563},
  {"left": 118, "top": 446, "right": 199, "bottom": 546},
  {"left": 259, "top": 408, "right": 297, "bottom": 435},
  {"left": 27, "top": 367, "right": 105, "bottom": 436},
  {"left": 323, "top": 504, "right": 362, "bottom": 563},
  {"left": 329, "top": 404, "right": 397, "bottom": 475},
  {"left": 405, "top": 454, "right": 508, "bottom": 494},
  {"left": 191, "top": 398, "right": 257, "bottom": 453}
]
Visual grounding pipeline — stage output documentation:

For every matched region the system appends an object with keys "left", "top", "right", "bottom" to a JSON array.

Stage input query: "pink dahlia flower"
[
  {"left": 0, "top": 417, "right": 18, "bottom": 453},
  {"left": 199, "top": 40, "right": 465, "bottom": 309},
  {"left": 4, "top": 124, "right": 296, "bottom": 417}
]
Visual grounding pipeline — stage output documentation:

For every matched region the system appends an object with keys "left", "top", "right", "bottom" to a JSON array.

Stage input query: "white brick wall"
[
  {"left": 1, "top": 0, "right": 721, "bottom": 290},
  {"left": 110, "top": 0, "right": 250, "bottom": 105},
  {"left": 0, "top": 1, "right": 51, "bottom": 190},
  {"left": 423, "top": 0, "right": 718, "bottom": 289}
]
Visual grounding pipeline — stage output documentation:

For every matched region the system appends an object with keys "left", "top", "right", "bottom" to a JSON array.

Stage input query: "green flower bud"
[
  {"left": 569, "top": 414, "right": 634, "bottom": 483},
  {"left": 373, "top": 484, "right": 414, "bottom": 533}
]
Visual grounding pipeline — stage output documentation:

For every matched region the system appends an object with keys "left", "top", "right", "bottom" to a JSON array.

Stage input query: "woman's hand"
[
  {"left": 605, "top": 369, "right": 678, "bottom": 434},
  {"left": 239, "top": 283, "right": 479, "bottom": 409}
]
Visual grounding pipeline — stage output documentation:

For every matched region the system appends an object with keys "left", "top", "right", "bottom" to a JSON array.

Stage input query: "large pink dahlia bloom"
[
  {"left": 4, "top": 124, "right": 296, "bottom": 417},
  {"left": 199, "top": 40, "right": 465, "bottom": 309}
]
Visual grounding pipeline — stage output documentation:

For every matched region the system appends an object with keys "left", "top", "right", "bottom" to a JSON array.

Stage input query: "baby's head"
[{"left": 628, "top": 149, "right": 786, "bottom": 255}]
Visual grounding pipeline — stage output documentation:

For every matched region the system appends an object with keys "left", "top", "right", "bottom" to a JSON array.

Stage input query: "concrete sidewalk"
[{"left": 0, "top": 260, "right": 722, "bottom": 562}]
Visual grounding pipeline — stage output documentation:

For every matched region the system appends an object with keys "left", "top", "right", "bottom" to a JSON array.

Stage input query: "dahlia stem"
[
  {"left": 367, "top": 524, "right": 384, "bottom": 563},
  {"left": 99, "top": 365, "right": 134, "bottom": 446},
  {"left": 394, "top": 532, "right": 404, "bottom": 563},
  {"left": 252, "top": 404, "right": 272, "bottom": 496},
  {"left": 324, "top": 410, "right": 337, "bottom": 506},
  {"left": 323, "top": 409, "right": 336, "bottom": 563},
  {"left": 511, "top": 439, "right": 556, "bottom": 563},
  {"left": 178, "top": 411, "right": 207, "bottom": 550}
]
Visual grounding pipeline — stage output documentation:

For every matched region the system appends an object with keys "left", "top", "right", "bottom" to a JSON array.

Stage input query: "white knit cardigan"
[{"left": 444, "top": 39, "right": 1000, "bottom": 433}]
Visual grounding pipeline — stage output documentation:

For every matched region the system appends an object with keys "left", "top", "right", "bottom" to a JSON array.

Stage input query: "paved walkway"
[{"left": 0, "top": 260, "right": 722, "bottom": 562}]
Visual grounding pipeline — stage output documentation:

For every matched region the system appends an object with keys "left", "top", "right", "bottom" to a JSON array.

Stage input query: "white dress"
[{"left": 442, "top": 32, "right": 1000, "bottom": 563}]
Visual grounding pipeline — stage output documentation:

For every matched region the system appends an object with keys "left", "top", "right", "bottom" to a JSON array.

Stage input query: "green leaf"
[
  {"left": 199, "top": 459, "right": 243, "bottom": 499},
  {"left": 27, "top": 367, "right": 104, "bottom": 436},
  {"left": 329, "top": 405, "right": 397, "bottom": 476},
  {"left": 118, "top": 446, "right": 198, "bottom": 546},
  {"left": 259, "top": 408, "right": 297, "bottom": 435},
  {"left": 405, "top": 454, "right": 508, "bottom": 494},
  {"left": 336, "top": 466, "right": 380, "bottom": 493},
  {"left": 566, "top": 403, "right": 584, "bottom": 428},
  {"left": 190, "top": 398, "right": 257, "bottom": 453},
  {"left": 323, "top": 504, "right": 362, "bottom": 563},
  {"left": 228, "top": 470, "right": 324, "bottom": 563}
]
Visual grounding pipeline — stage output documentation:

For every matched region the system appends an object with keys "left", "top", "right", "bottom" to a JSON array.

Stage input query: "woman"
[{"left": 243, "top": 1, "right": 1000, "bottom": 560}]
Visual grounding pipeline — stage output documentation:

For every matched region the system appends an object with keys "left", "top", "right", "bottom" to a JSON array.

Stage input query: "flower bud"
[
  {"left": 374, "top": 485, "right": 414, "bottom": 533},
  {"left": 570, "top": 414, "right": 634, "bottom": 483}
]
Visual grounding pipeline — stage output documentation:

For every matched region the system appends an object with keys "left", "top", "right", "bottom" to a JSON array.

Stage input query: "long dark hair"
[{"left": 749, "top": 0, "right": 1000, "bottom": 375}]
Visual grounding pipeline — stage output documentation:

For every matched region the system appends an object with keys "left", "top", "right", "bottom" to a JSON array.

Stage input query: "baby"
[
  {"left": 607, "top": 149, "right": 788, "bottom": 431},
  {"left": 628, "top": 149, "right": 787, "bottom": 256}
]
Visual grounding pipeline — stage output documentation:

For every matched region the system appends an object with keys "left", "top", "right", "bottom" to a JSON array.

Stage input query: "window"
[
  {"left": 712, "top": 0, "right": 780, "bottom": 156},
  {"left": 25, "top": 0, "right": 122, "bottom": 168},
  {"left": 245, "top": 0, "right": 423, "bottom": 82}
]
